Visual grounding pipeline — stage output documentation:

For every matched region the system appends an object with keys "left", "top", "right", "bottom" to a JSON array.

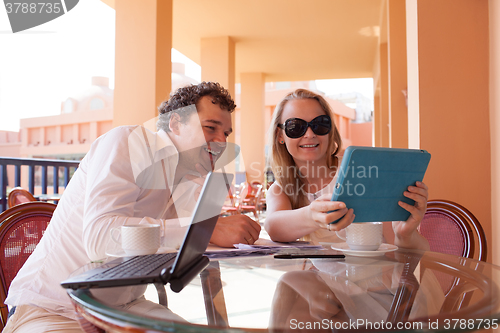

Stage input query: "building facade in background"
[{"left": 0, "top": 63, "right": 372, "bottom": 188}]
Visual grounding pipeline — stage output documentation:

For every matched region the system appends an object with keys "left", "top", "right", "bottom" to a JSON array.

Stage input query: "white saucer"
[
  {"left": 330, "top": 242, "right": 398, "bottom": 257},
  {"left": 105, "top": 247, "right": 176, "bottom": 257}
]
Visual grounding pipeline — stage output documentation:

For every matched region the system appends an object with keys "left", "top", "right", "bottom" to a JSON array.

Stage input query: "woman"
[{"left": 264, "top": 89, "right": 429, "bottom": 250}]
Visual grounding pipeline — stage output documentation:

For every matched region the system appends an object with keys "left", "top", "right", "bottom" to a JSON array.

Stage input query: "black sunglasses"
[{"left": 278, "top": 115, "right": 332, "bottom": 139}]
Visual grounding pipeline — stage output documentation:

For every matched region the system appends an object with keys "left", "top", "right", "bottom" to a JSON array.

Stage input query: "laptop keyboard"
[{"left": 89, "top": 252, "right": 177, "bottom": 280}]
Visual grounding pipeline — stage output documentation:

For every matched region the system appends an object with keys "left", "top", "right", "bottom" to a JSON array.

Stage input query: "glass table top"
[{"left": 68, "top": 248, "right": 500, "bottom": 332}]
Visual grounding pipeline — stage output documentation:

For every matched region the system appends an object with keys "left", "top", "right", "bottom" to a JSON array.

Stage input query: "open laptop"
[{"left": 61, "top": 171, "right": 233, "bottom": 293}]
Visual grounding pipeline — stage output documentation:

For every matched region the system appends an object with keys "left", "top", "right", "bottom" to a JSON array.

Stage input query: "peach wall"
[
  {"left": 20, "top": 109, "right": 113, "bottom": 157},
  {"left": 0, "top": 143, "right": 21, "bottom": 157},
  {"left": 351, "top": 122, "right": 373, "bottom": 147},
  {"left": 410, "top": 0, "right": 492, "bottom": 261},
  {"left": 0, "top": 132, "right": 22, "bottom": 190},
  {"left": 490, "top": 0, "right": 500, "bottom": 266},
  {"left": 0, "top": 131, "right": 20, "bottom": 144}
]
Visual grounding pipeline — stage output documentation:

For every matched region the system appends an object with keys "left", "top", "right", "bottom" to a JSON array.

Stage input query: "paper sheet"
[{"left": 204, "top": 239, "right": 323, "bottom": 258}]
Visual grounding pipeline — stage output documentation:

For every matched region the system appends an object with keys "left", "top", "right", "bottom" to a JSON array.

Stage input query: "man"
[{"left": 4, "top": 82, "right": 261, "bottom": 332}]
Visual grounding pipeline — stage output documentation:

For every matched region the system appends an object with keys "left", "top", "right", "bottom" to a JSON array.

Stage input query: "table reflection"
[{"left": 67, "top": 248, "right": 500, "bottom": 332}]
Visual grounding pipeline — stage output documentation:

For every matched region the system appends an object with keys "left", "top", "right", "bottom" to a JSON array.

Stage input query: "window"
[
  {"left": 89, "top": 98, "right": 105, "bottom": 110},
  {"left": 63, "top": 99, "right": 74, "bottom": 113}
]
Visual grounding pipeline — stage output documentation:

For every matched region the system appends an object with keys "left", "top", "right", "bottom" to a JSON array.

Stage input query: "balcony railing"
[{"left": 0, "top": 157, "right": 80, "bottom": 213}]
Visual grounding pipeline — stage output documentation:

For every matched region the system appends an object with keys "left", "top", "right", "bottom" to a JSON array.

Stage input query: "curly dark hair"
[{"left": 156, "top": 82, "right": 236, "bottom": 132}]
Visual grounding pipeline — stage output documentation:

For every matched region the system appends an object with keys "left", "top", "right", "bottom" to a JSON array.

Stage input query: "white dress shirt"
[{"left": 5, "top": 126, "right": 197, "bottom": 319}]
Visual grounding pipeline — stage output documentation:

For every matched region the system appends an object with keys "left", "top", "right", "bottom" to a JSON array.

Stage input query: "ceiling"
[{"left": 105, "top": 0, "right": 384, "bottom": 83}]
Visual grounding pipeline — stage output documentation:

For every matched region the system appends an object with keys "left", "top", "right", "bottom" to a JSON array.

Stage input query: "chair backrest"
[
  {"left": 0, "top": 202, "right": 56, "bottom": 329},
  {"left": 419, "top": 199, "right": 487, "bottom": 309},
  {"left": 420, "top": 199, "right": 486, "bottom": 262},
  {"left": 7, "top": 187, "right": 36, "bottom": 208}
]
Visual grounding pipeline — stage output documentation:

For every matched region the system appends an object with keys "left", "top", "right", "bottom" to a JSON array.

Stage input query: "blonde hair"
[{"left": 268, "top": 89, "right": 342, "bottom": 209}]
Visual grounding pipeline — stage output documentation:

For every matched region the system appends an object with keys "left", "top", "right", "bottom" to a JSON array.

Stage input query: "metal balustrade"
[{"left": 0, "top": 157, "right": 80, "bottom": 213}]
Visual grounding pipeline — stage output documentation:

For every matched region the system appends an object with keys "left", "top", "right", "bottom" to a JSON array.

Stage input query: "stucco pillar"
[
  {"left": 200, "top": 36, "right": 238, "bottom": 180},
  {"left": 113, "top": 0, "right": 172, "bottom": 127},
  {"left": 387, "top": 0, "right": 408, "bottom": 148},
  {"left": 378, "top": 43, "right": 390, "bottom": 148},
  {"left": 89, "top": 122, "right": 98, "bottom": 141},
  {"left": 55, "top": 126, "right": 61, "bottom": 144},
  {"left": 489, "top": 0, "right": 500, "bottom": 266},
  {"left": 72, "top": 124, "right": 79, "bottom": 146},
  {"left": 201, "top": 36, "right": 236, "bottom": 143},
  {"left": 40, "top": 128, "right": 46, "bottom": 146},
  {"left": 406, "top": 0, "right": 492, "bottom": 261},
  {"left": 240, "top": 73, "right": 265, "bottom": 184},
  {"left": 373, "top": 94, "right": 381, "bottom": 147}
]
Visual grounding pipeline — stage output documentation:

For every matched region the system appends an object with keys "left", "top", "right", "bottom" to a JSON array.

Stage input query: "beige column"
[
  {"left": 41, "top": 128, "right": 46, "bottom": 146},
  {"left": 240, "top": 73, "right": 265, "bottom": 184},
  {"left": 201, "top": 36, "right": 236, "bottom": 142},
  {"left": 113, "top": 0, "right": 172, "bottom": 127},
  {"left": 406, "top": 0, "right": 492, "bottom": 260},
  {"left": 373, "top": 93, "right": 381, "bottom": 147},
  {"left": 387, "top": 0, "right": 408, "bottom": 148},
  {"left": 55, "top": 125, "right": 61, "bottom": 144},
  {"left": 201, "top": 36, "right": 235, "bottom": 97},
  {"left": 200, "top": 36, "right": 235, "bottom": 101},
  {"left": 72, "top": 124, "right": 79, "bottom": 145},
  {"left": 379, "top": 43, "right": 390, "bottom": 147},
  {"left": 489, "top": 0, "right": 500, "bottom": 266},
  {"left": 406, "top": 0, "right": 420, "bottom": 149},
  {"left": 200, "top": 36, "right": 238, "bottom": 179}
]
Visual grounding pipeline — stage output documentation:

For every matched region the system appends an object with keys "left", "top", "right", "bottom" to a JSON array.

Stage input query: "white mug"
[
  {"left": 335, "top": 222, "right": 383, "bottom": 251},
  {"left": 111, "top": 224, "right": 161, "bottom": 256}
]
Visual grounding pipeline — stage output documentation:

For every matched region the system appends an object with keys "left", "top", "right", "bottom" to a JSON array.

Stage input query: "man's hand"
[{"left": 210, "top": 214, "right": 261, "bottom": 247}]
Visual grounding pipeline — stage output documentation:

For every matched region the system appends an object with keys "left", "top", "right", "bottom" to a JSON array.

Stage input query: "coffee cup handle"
[
  {"left": 335, "top": 229, "right": 347, "bottom": 241},
  {"left": 110, "top": 227, "right": 121, "bottom": 245}
]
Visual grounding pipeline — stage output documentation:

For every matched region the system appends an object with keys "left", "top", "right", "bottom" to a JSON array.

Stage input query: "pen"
[{"left": 274, "top": 254, "right": 345, "bottom": 259}]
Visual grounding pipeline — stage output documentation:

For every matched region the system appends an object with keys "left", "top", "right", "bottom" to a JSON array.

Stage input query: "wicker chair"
[
  {"left": 420, "top": 199, "right": 486, "bottom": 262},
  {"left": 419, "top": 199, "right": 486, "bottom": 312},
  {"left": 0, "top": 202, "right": 56, "bottom": 330},
  {"left": 7, "top": 187, "right": 36, "bottom": 208},
  {"left": 221, "top": 187, "right": 240, "bottom": 216},
  {"left": 387, "top": 199, "right": 487, "bottom": 323},
  {"left": 238, "top": 183, "right": 261, "bottom": 220}
]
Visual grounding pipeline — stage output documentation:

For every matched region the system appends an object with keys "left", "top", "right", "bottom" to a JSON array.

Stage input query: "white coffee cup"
[
  {"left": 111, "top": 224, "right": 161, "bottom": 256},
  {"left": 335, "top": 222, "right": 383, "bottom": 251}
]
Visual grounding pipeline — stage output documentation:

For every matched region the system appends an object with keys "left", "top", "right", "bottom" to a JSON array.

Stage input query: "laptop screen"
[{"left": 168, "top": 171, "right": 233, "bottom": 279}]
